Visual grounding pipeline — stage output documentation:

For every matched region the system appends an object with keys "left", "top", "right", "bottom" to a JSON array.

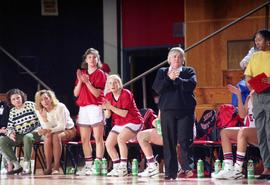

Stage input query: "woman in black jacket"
[{"left": 152, "top": 47, "right": 197, "bottom": 180}]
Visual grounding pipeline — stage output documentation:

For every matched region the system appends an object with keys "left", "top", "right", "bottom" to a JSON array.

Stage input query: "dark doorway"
[{"left": 124, "top": 47, "right": 170, "bottom": 114}]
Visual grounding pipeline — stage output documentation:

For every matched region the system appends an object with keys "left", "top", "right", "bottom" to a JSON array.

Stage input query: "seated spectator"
[
  {"left": 212, "top": 85, "right": 257, "bottom": 179},
  {"left": 231, "top": 79, "right": 249, "bottom": 107},
  {"left": 137, "top": 113, "right": 161, "bottom": 177},
  {"left": 102, "top": 74, "right": 143, "bottom": 177},
  {"left": 0, "top": 89, "right": 41, "bottom": 175},
  {"left": 0, "top": 99, "right": 11, "bottom": 174},
  {"left": 35, "top": 90, "right": 76, "bottom": 175},
  {"left": 0, "top": 100, "right": 9, "bottom": 136}
]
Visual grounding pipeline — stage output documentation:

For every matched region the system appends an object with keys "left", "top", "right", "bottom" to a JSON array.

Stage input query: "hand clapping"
[
  {"left": 168, "top": 69, "right": 180, "bottom": 80},
  {"left": 77, "top": 69, "right": 91, "bottom": 84},
  {"left": 227, "top": 84, "right": 241, "bottom": 96},
  {"left": 101, "top": 100, "right": 111, "bottom": 110},
  {"left": 81, "top": 74, "right": 90, "bottom": 84},
  {"left": 76, "top": 69, "right": 83, "bottom": 82}
]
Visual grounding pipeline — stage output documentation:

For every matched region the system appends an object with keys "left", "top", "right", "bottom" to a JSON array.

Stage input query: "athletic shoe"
[
  {"left": 213, "top": 168, "right": 242, "bottom": 179},
  {"left": 138, "top": 162, "right": 159, "bottom": 177},
  {"left": 107, "top": 168, "right": 118, "bottom": 176},
  {"left": 6, "top": 167, "right": 23, "bottom": 175},
  {"left": 76, "top": 164, "right": 93, "bottom": 176},
  {"left": 115, "top": 166, "right": 128, "bottom": 177}
]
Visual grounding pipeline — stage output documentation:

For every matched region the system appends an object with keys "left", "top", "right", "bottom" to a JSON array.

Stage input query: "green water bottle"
[
  {"left": 101, "top": 158, "right": 108, "bottom": 176},
  {"left": 132, "top": 159, "right": 138, "bottom": 176},
  {"left": 214, "top": 159, "right": 221, "bottom": 174},
  {"left": 247, "top": 159, "right": 254, "bottom": 179},
  {"left": 156, "top": 119, "right": 162, "bottom": 135},
  {"left": 93, "top": 159, "right": 101, "bottom": 176},
  {"left": 197, "top": 159, "right": 204, "bottom": 178},
  {"left": 66, "top": 167, "right": 75, "bottom": 174}
]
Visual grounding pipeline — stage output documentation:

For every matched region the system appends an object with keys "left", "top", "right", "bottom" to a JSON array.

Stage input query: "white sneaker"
[
  {"left": 138, "top": 162, "right": 159, "bottom": 177},
  {"left": 76, "top": 164, "right": 93, "bottom": 176},
  {"left": 213, "top": 168, "right": 242, "bottom": 179},
  {"left": 21, "top": 161, "right": 31, "bottom": 175},
  {"left": 107, "top": 163, "right": 120, "bottom": 176},
  {"left": 0, "top": 168, "right": 7, "bottom": 175},
  {"left": 115, "top": 165, "right": 128, "bottom": 177},
  {"left": 107, "top": 167, "right": 119, "bottom": 176}
]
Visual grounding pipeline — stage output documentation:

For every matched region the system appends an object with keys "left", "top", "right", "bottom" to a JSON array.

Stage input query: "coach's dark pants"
[{"left": 160, "top": 110, "right": 194, "bottom": 178}]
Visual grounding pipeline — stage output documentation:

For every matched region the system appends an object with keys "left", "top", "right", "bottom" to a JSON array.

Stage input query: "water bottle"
[
  {"left": 156, "top": 119, "right": 162, "bottom": 135},
  {"left": 131, "top": 159, "right": 138, "bottom": 176},
  {"left": 66, "top": 167, "right": 75, "bottom": 174},
  {"left": 93, "top": 159, "right": 101, "bottom": 176},
  {"left": 214, "top": 159, "right": 221, "bottom": 174},
  {"left": 247, "top": 159, "right": 254, "bottom": 179},
  {"left": 197, "top": 159, "right": 204, "bottom": 178},
  {"left": 101, "top": 158, "right": 108, "bottom": 176}
]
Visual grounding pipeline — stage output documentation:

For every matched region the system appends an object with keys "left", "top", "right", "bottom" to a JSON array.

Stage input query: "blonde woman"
[
  {"left": 102, "top": 75, "right": 143, "bottom": 177},
  {"left": 35, "top": 90, "right": 76, "bottom": 175}
]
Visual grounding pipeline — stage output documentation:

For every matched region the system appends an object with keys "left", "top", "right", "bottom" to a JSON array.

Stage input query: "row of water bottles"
[
  {"left": 197, "top": 159, "right": 255, "bottom": 179},
  {"left": 90, "top": 158, "right": 108, "bottom": 176},
  {"left": 88, "top": 158, "right": 139, "bottom": 176}
]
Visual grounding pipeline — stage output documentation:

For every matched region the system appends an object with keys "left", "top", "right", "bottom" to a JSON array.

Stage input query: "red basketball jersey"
[
  {"left": 75, "top": 69, "right": 107, "bottom": 106},
  {"left": 105, "top": 89, "right": 143, "bottom": 126}
]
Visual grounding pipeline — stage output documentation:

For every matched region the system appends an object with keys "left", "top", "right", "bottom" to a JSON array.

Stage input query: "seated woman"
[
  {"left": 212, "top": 84, "right": 257, "bottom": 179},
  {"left": 35, "top": 90, "right": 76, "bottom": 175},
  {"left": 102, "top": 74, "right": 143, "bottom": 177},
  {"left": 0, "top": 89, "right": 41, "bottom": 175},
  {"left": 0, "top": 99, "right": 12, "bottom": 174},
  {"left": 137, "top": 113, "right": 162, "bottom": 177}
]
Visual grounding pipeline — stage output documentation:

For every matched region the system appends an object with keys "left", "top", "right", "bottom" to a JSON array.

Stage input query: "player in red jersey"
[
  {"left": 73, "top": 48, "right": 107, "bottom": 176},
  {"left": 102, "top": 74, "right": 143, "bottom": 177}
]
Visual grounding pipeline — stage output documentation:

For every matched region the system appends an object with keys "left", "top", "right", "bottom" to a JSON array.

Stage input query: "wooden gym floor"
[{"left": 0, "top": 173, "right": 269, "bottom": 185}]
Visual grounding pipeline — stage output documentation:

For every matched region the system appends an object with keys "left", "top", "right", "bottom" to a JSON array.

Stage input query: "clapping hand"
[
  {"left": 227, "top": 84, "right": 241, "bottom": 96},
  {"left": 168, "top": 69, "right": 180, "bottom": 80},
  {"left": 81, "top": 74, "right": 91, "bottom": 84},
  {"left": 101, "top": 100, "right": 111, "bottom": 110},
  {"left": 76, "top": 69, "right": 83, "bottom": 82}
]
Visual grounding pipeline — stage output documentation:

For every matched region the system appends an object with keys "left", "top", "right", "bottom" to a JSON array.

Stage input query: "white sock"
[
  {"left": 24, "top": 161, "right": 31, "bottom": 170},
  {"left": 223, "top": 160, "right": 233, "bottom": 170},
  {"left": 120, "top": 162, "right": 127, "bottom": 168},
  {"left": 85, "top": 161, "right": 92, "bottom": 167}
]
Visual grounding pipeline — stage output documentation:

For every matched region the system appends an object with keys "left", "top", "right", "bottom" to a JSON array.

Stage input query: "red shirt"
[
  {"left": 105, "top": 89, "right": 143, "bottom": 126},
  {"left": 75, "top": 69, "right": 107, "bottom": 106},
  {"left": 100, "top": 63, "right": 111, "bottom": 74}
]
